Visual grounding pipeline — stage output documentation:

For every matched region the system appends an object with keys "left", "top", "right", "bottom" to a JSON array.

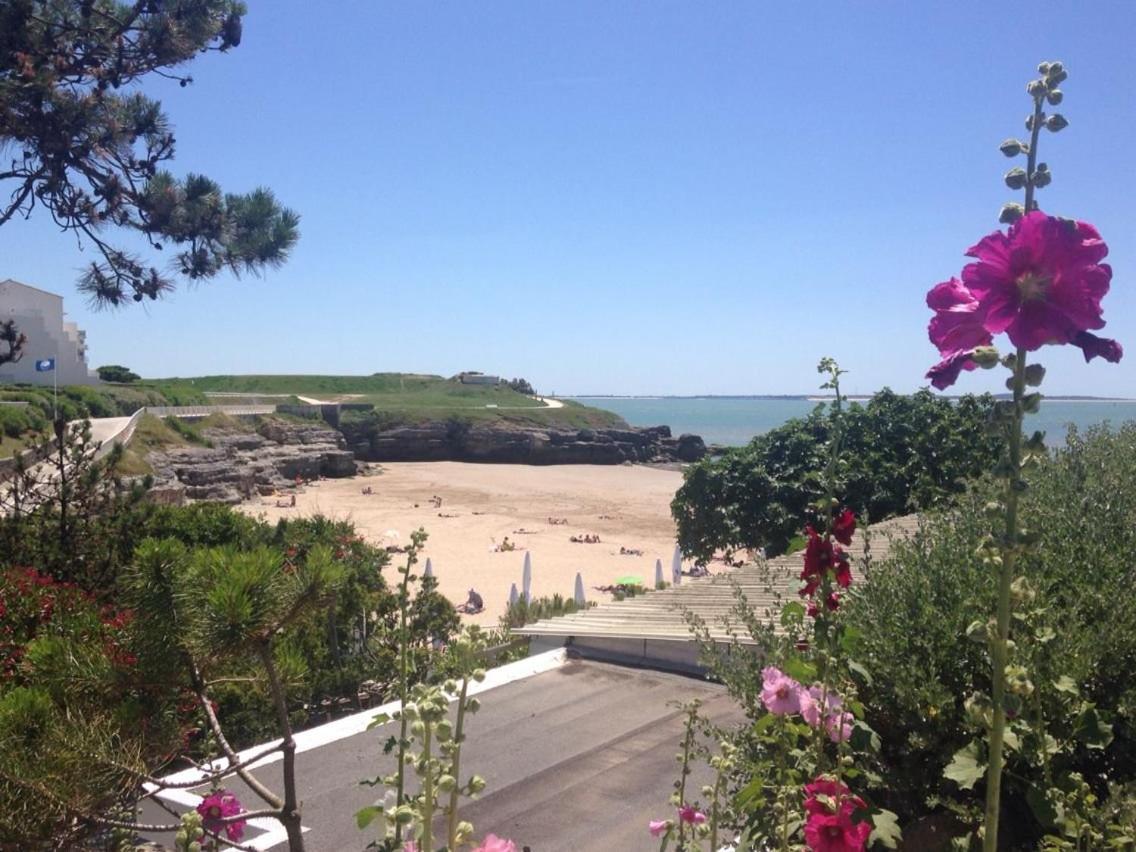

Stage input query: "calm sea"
[{"left": 571, "top": 397, "right": 1136, "bottom": 448}]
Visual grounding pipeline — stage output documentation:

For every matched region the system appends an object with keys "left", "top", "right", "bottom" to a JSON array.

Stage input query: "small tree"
[
  {"left": 0, "top": 319, "right": 26, "bottom": 365},
  {"left": 96, "top": 364, "right": 141, "bottom": 383}
]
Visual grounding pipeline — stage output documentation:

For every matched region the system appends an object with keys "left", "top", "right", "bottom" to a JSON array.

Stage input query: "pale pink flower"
[
  {"left": 472, "top": 834, "right": 518, "bottom": 852},
  {"left": 825, "top": 711, "right": 854, "bottom": 743},
  {"left": 761, "top": 666, "right": 802, "bottom": 715},
  {"left": 649, "top": 819, "right": 672, "bottom": 837}
]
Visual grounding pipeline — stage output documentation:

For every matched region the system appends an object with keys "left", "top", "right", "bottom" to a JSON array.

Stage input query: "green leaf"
[
  {"left": 869, "top": 808, "right": 902, "bottom": 849},
  {"left": 847, "top": 660, "right": 873, "bottom": 687},
  {"left": 1003, "top": 729, "right": 1020, "bottom": 752},
  {"left": 944, "top": 741, "right": 986, "bottom": 790},
  {"left": 365, "top": 712, "right": 392, "bottom": 731},
  {"left": 1074, "top": 706, "right": 1114, "bottom": 750},
  {"left": 1053, "top": 675, "right": 1079, "bottom": 696},
  {"left": 355, "top": 805, "right": 382, "bottom": 829},
  {"left": 839, "top": 623, "right": 864, "bottom": 654},
  {"left": 1025, "top": 784, "right": 1060, "bottom": 829},
  {"left": 780, "top": 601, "right": 806, "bottom": 627},
  {"left": 751, "top": 714, "right": 777, "bottom": 735},
  {"left": 782, "top": 657, "right": 817, "bottom": 683},
  {"left": 849, "top": 719, "right": 880, "bottom": 752},
  {"left": 735, "top": 777, "right": 767, "bottom": 812}
]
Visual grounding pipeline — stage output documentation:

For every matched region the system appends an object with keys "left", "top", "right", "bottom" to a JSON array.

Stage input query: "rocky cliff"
[
  {"left": 339, "top": 420, "right": 707, "bottom": 465},
  {"left": 147, "top": 421, "right": 358, "bottom": 504}
]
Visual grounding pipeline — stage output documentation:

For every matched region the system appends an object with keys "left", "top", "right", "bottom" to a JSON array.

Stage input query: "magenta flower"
[
  {"left": 678, "top": 804, "right": 707, "bottom": 825},
  {"left": 648, "top": 819, "right": 672, "bottom": 837},
  {"left": 761, "top": 666, "right": 802, "bottom": 715},
  {"left": 472, "top": 835, "right": 518, "bottom": 852},
  {"left": 803, "top": 776, "right": 871, "bottom": 852},
  {"left": 196, "top": 789, "right": 246, "bottom": 842},
  {"left": 927, "top": 277, "right": 994, "bottom": 355},
  {"left": 926, "top": 211, "right": 1121, "bottom": 387}
]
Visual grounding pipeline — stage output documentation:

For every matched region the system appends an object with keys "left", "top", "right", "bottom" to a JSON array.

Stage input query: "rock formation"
[
  {"left": 147, "top": 420, "right": 358, "bottom": 504},
  {"left": 339, "top": 420, "right": 707, "bottom": 465}
]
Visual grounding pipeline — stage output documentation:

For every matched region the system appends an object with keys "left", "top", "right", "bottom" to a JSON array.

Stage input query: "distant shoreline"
[{"left": 571, "top": 394, "right": 1136, "bottom": 403}]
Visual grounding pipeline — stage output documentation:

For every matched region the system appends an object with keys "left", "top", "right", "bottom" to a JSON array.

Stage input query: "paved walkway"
[{"left": 143, "top": 656, "right": 742, "bottom": 851}]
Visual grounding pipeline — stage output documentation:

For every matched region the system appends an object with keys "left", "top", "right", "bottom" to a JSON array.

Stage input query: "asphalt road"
[{"left": 150, "top": 658, "right": 743, "bottom": 851}]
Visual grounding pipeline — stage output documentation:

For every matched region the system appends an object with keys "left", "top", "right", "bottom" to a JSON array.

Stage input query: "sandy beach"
[{"left": 238, "top": 462, "right": 686, "bottom": 625}]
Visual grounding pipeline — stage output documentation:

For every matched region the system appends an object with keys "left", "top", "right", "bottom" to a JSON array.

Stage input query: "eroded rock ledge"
[
  {"left": 340, "top": 421, "right": 707, "bottom": 465},
  {"left": 148, "top": 421, "right": 358, "bottom": 504}
]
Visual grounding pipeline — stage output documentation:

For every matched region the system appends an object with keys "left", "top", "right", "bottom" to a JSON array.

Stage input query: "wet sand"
[{"left": 239, "top": 462, "right": 686, "bottom": 626}]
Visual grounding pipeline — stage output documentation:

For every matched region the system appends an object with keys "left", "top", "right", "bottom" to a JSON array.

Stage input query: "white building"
[{"left": 0, "top": 279, "right": 97, "bottom": 386}]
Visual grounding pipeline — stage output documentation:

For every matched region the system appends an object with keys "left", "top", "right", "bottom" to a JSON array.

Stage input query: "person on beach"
[{"left": 458, "top": 588, "right": 484, "bottom": 614}]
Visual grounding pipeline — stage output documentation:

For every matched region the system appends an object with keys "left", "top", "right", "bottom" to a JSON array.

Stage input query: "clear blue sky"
[{"left": 3, "top": 1, "right": 1134, "bottom": 396}]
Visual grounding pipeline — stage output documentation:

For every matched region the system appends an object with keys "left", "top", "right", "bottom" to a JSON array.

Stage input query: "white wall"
[{"left": 0, "top": 279, "right": 97, "bottom": 386}]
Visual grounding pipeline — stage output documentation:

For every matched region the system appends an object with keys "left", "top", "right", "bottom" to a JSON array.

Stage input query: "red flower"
[
  {"left": 831, "top": 509, "right": 856, "bottom": 546},
  {"left": 833, "top": 551, "right": 852, "bottom": 589}
]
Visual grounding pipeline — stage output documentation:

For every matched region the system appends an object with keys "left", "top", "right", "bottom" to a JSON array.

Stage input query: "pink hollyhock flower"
[
  {"left": 678, "top": 804, "right": 707, "bottom": 825},
  {"left": 927, "top": 277, "right": 994, "bottom": 355},
  {"left": 962, "top": 213, "right": 1116, "bottom": 350},
  {"left": 804, "top": 810, "right": 871, "bottom": 852},
  {"left": 403, "top": 843, "right": 419, "bottom": 852},
  {"left": 825, "top": 711, "right": 855, "bottom": 743},
  {"left": 801, "top": 685, "right": 843, "bottom": 728},
  {"left": 926, "top": 212, "right": 1122, "bottom": 387},
  {"left": 803, "top": 776, "right": 871, "bottom": 852},
  {"left": 831, "top": 509, "right": 857, "bottom": 547},
  {"left": 196, "top": 789, "right": 246, "bottom": 842},
  {"left": 1073, "top": 330, "right": 1123, "bottom": 363},
  {"left": 800, "top": 687, "right": 819, "bottom": 726},
  {"left": 472, "top": 835, "right": 517, "bottom": 852},
  {"left": 926, "top": 349, "right": 981, "bottom": 391},
  {"left": 761, "top": 666, "right": 802, "bottom": 715},
  {"left": 649, "top": 819, "right": 672, "bottom": 837}
]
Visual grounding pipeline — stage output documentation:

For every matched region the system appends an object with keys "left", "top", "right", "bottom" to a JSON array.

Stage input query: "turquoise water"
[{"left": 571, "top": 397, "right": 1136, "bottom": 448}]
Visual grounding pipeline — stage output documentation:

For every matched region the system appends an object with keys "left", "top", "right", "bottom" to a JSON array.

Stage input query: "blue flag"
[{"left": 35, "top": 358, "right": 55, "bottom": 372}]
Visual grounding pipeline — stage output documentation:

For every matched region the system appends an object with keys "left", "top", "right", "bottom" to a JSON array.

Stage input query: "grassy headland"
[{"left": 151, "top": 374, "right": 628, "bottom": 430}]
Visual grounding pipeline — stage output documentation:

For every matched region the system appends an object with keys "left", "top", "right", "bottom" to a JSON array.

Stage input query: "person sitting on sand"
[
  {"left": 361, "top": 485, "right": 373, "bottom": 495},
  {"left": 499, "top": 536, "right": 516, "bottom": 552},
  {"left": 457, "top": 588, "right": 484, "bottom": 614}
]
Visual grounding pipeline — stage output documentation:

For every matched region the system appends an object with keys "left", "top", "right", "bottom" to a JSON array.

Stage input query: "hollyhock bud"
[
  {"left": 1037, "top": 61, "right": 1051, "bottom": 74},
  {"left": 1023, "top": 364, "right": 1046, "bottom": 386},
  {"left": 1023, "top": 393, "right": 1042, "bottom": 414},
  {"left": 1046, "top": 89, "right": 1063, "bottom": 105},
  {"left": 1026, "top": 79, "right": 1048, "bottom": 98},
  {"left": 1031, "top": 165, "right": 1052, "bottom": 187},
  {"left": 999, "top": 138, "right": 1023, "bottom": 157},
  {"left": 1046, "top": 113, "right": 1069, "bottom": 132},
  {"left": 999, "top": 202, "right": 1025, "bottom": 224},
  {"left": 1004, "top": 167, "right": 1028, "bottom": 189},
  {"left": 970, "top": 345, "right": 1000, "bottom": 368}
]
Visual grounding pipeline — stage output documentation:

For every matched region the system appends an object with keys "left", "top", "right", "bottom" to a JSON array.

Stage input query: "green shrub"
[
  {"left": 844, "top": 422, "right": 1136, "bottom": 838},
  {"left": 672, "top": 389, "right": 1002, "bottom": 560}
]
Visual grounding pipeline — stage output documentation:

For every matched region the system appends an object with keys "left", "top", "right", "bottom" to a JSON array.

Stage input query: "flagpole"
[{"left": 53, "top": 352, "right": 58, "bottom": 421}]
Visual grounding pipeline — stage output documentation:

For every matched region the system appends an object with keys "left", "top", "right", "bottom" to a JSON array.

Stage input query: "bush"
[
  {"left": 672, "top": 389, "right": 1002, "bottom": 560},
  {"left": 844, "top": 422, "right": 1136, "bottom": 839},
  {"left": 0, "top": 405, "right": 45, "bottom": 439},
  {"left": 96, "top": 364, "right": 140, "bottom": 383}
]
